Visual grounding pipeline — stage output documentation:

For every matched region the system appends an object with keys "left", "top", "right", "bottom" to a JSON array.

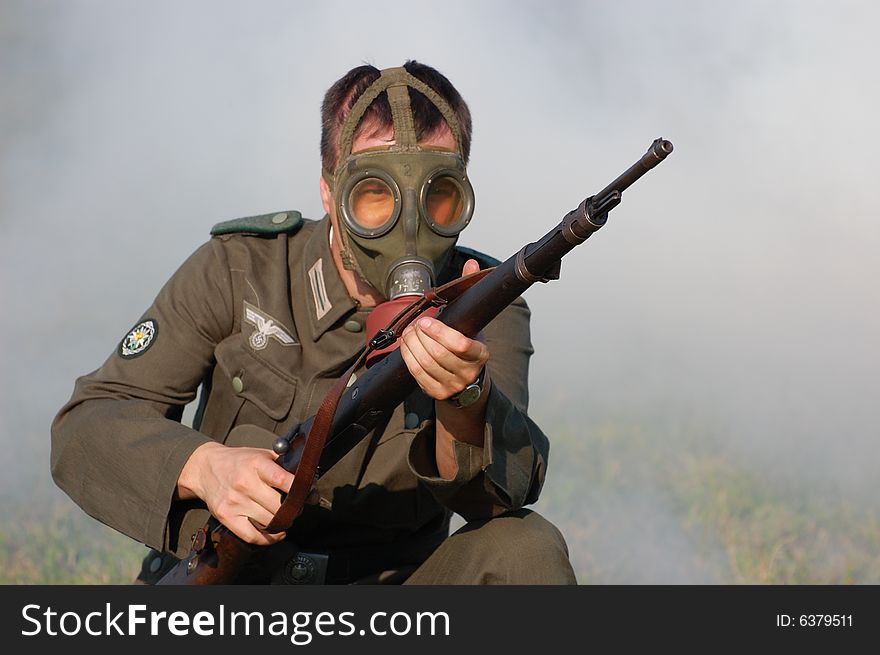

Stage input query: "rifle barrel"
[{"left": 594, "top": 138, "right": 673, "bottom": 205}]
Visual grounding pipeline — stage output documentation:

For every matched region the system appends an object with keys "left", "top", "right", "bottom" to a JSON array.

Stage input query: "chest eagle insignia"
[{"left": 243, "top": 302, "right": 297, "bottom": 351}]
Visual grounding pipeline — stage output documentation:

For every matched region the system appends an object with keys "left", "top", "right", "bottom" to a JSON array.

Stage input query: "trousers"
[
  {"left": 403, "top": 509, "right": 577, "bottom": 585},
  {"left": 137, "top": 509, "right": 577, "bottom": 585}
]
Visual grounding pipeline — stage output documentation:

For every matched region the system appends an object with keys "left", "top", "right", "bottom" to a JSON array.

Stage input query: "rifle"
[{"left": 158, "top": 137, "right": 674, "bottom": 584}]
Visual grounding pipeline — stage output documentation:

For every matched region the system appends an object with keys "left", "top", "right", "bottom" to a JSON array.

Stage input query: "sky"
[{"left": 2, "top": 0, "right": 878, "bottom": 581}]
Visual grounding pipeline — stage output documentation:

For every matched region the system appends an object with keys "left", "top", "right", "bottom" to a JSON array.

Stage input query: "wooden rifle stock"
[{"left": 157, "top": 137, "right": 673, "bottom": 584}]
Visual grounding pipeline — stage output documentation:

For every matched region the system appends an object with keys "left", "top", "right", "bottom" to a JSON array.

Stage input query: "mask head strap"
[{"left": 333, "top": 67, "right": 464, "bottom": 178}]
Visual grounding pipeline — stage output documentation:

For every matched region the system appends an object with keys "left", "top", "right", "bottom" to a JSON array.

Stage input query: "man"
[{"left": 51, "top": 61, "right": 576, "bottom": 584}]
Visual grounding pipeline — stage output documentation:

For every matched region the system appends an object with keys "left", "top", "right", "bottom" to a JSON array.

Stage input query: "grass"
[
  {"left": 670, "top": 451, "right": 880, "bottom": 584},
  {"left": 535, "top": 418, "right": 880, "bottom": 584},
  {"left": 3, "top": 419, "right": 878, "bottom": 584},
  {"left": 0, "top": 498, "right": 146, "bottom": 584}
]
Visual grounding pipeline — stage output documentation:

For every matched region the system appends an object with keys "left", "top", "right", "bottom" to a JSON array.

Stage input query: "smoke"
[{"left": 2, "top": 0, "right": 878, "bottom": 580}]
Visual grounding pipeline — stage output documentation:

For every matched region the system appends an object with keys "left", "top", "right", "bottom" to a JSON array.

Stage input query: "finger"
[
  {"left": 415, "top": 317, "right": 487, "bottom": 365},
  {"left": 214, "top": 495, "right": 278, "bottom": 534},
  {"left": 399, "top": 336, "right": 445, "bottom": 398},
  {"left": 245, "top": 502, "right": 279, "bottom": 532},
  {"left": 400, "top": 334, "right": 456, "bottom": 400},
  {"left": 463, "top": 258, "right": 480, "bottom": 276},
  {"left": 403, "top": 324, "right": 458, "bottom": 385},
  {"left": 405, "top": 320, "right": 486, "bottom": 397},
  {"left": 249, "top": 482, "right": 287, "bottom": 518},
  {"left": 228, "top": 515, "right": 285, "bottom": 546},
  {"left": 255, "top": 458, "right": 295, "bottom": 494},
  {"left": 248, "top": 460, "right": 294, "bottom": 514}
]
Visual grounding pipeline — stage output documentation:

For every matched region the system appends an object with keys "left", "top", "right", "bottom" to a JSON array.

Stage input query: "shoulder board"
[
  {"left": 210, "top": 210, "right": 304, "bottom": 237},
  {"left": 454, "top": 245, "right": 501, "bottom": 268}
]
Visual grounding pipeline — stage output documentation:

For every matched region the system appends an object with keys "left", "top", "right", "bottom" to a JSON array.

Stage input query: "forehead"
[{"left": 351, "top": 126, "right": 457, "bottom": 154}]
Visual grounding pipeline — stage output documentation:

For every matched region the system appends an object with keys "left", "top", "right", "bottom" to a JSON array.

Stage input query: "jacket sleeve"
[
  {"left": 407, "top": 296, "right": 550, "bottom": 520},
  {"left": 50, "top": 240, "right": 234, "bottom": 552}
]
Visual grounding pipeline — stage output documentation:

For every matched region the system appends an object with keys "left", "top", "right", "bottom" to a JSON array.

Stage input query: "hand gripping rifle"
[{"left": 157, "top": 137, "right": 674, "bottom": 584}]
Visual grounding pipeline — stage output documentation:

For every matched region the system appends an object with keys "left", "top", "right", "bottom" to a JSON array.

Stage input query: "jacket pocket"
[{"left": 214, "top": 338, "right": 297, "bottom": 422}]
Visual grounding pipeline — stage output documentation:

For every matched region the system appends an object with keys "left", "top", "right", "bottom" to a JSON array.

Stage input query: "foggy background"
[{"left": 2, "top": 1, "right": 878, "bottom": 582}]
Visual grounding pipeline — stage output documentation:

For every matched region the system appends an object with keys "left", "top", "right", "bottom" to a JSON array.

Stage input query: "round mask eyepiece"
[
  {"left": 339, "top": 169, "right": 401, "bottom": 238},
  {"left": 420, "top": 169, "right": 474, "bottom": 236}
]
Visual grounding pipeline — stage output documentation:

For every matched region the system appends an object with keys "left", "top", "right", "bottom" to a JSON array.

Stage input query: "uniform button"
[
  {"left": 344, "top": 319, "right": 363, "bottom": 333},
  {"left": 404, "top": 412, "right": 420, "bottom": 429},
  {"left": 232, "top": 376, "right": 244, "bottom": 393},
  {"left": 148, "top": 556, "right": 162, "bottom": 574},
  {"left": 271, "top": 212, "right": 288, "bottom": 224}
]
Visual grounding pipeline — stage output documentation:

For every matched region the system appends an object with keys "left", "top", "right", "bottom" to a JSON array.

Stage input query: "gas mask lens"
[
  {"left": 423, "top": 174, "right": 468, "bottom": 234},
  {"left": 346, "top": 173, "right": 400, "bottom": 236}
]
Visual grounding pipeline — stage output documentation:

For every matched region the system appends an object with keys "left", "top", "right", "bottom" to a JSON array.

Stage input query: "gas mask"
[{"left": 327, "top": 67, "right": 475, "bottom": 303}]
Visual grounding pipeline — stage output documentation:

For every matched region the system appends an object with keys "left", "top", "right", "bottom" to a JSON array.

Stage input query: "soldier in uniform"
[{"left": 51, "top": 61, "right": 577, "bottom": 585}]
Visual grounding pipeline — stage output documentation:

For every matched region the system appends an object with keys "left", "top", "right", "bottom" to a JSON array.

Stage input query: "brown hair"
[{"left": 320, "top": 60, "right": 472, "bottom": 175}]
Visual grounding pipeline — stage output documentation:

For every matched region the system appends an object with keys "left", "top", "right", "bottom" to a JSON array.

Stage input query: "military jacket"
[{"left": 51, "top": 213, "right": 549, "bottom": 561}]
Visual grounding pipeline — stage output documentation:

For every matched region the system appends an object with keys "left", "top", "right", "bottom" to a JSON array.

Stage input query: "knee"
[{"left": 461, "top": 509, "right": 577, "bottom": 584}]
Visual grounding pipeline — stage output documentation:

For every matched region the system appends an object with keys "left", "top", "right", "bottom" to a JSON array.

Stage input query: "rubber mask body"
[{"left": 333, "top": 147, "right": 473, "bottom": 299}]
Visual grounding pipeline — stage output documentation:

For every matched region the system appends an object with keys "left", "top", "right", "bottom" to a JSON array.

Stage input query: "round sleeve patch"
[{"left": 119, "top": 319, "right": 158, "bottom": 359}]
